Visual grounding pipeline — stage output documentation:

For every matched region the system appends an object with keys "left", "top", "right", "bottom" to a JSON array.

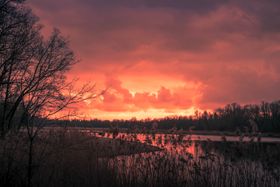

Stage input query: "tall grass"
[{"left": 0, "top": 128, "right": 280, "bottom": 187}]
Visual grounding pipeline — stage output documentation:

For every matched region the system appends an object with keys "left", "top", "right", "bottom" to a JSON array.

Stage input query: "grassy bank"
[
  {"left": 0, "top": 129, "right": 160, "bottom": 187},
  {"left": 1, "top": 128, "right": 280, "bottom": 187}
]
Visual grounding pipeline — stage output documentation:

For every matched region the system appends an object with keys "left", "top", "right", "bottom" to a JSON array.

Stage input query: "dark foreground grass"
[
  {"left": 0, "top": 129, "right": 160, "bottom": 187},
  {"left": 0, "top": 129, "right": 280, "bottom": 187}
]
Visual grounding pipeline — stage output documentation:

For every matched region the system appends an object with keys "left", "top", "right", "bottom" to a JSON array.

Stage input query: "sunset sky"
[{"left": 28, "top": 0, "right": 280, "bottom": 120}]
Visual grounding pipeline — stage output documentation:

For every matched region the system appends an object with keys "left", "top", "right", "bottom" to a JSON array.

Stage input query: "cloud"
[
  {"left": 27, "top": 0, "right": 280, "bottom": 118},
  {"left": 88, "top": 77, "right": 196, "bottom": 112}
]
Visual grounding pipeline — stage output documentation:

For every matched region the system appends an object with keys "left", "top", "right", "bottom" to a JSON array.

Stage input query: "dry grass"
[{"left": 0, "top": 129, "right": 280, "bottom": 187}]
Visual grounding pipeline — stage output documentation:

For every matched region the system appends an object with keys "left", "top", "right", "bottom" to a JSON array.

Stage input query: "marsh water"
[
  {"left": 44, "top": 127, "right": 280, "bottom": 162},
  {"left": 89, "top": 131, "right": 280, "bottom": 156},
  {"left": 40, "top": 128, "right": 280, "bottom": 186},
  {"left": 88, "top": 131, "right": 280, "bottom": 186}
]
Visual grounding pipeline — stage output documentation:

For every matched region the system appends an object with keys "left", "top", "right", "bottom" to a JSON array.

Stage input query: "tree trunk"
[{"left": 27, "top": 137, "right": 34, "bottom": 187}]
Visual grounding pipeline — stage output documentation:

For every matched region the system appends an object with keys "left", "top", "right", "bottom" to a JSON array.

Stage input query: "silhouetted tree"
[
  {"left": 52, "top": 101, "right": 280, "bottom": 133},
  {"left": 0, "top": 0, "right": 97, "bottom": 138},
  {"left": 0, "top": 1, "right": 100, "bottom": 186}
]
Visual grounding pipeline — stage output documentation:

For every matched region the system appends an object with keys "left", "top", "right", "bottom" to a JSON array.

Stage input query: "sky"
[{"left": 27, "top": 0, "right": 280, "bottom": 120}]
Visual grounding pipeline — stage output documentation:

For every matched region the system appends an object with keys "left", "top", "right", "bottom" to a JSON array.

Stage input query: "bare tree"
[
  {"left": 0, "top": 0, "right": 42, "bottom": 136},
  {"left": 0, "top": 0, "right": 97, "bottom": 137},
  {"left": 0, "top": 1, "right": 102, "bottom": 186}
]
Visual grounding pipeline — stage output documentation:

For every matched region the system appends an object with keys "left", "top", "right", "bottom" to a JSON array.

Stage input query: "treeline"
[{"left": 50, "top": 100, "right": 280, "bottom": 133}]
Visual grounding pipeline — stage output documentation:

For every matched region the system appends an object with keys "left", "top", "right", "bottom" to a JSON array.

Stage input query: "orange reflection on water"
[{"left": 94, "top": 132, "right": 201, "bottom": 157}]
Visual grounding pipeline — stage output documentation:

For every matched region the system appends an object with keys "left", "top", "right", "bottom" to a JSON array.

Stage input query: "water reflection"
[
  {"left": 97, "top": 132, "right": 280, "bottom": 187},
  {"left": 93, "top": 132, "right": 198, "bottom": 156},
  {"left": 91, "top": 131, "right": 280, "bottom": 158},
  {"left": 87, "top": 131, "right": 280, "bottom": 186}
]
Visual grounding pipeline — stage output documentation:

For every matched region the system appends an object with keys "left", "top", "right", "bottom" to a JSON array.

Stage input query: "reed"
[{"left": 0, "top": 128, "right": 279, "bottom": 187}]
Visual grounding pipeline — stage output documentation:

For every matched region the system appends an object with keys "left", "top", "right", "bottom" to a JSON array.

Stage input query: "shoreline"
[{"left": 43, "top": 126, "right": 280, "bottom": 138}]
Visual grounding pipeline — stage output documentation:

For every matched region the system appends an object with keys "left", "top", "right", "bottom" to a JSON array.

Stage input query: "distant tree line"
[{"left": 50, "top": 101, "right": 280, "bottom": 133}]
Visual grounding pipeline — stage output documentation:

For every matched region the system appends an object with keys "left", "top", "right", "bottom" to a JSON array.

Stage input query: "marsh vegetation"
[
  {"left": 1, "top": 1, "right": 280, "bottom": 187},
  {"left": 1, "top": 128, "right": 280, "bottom": 187}
]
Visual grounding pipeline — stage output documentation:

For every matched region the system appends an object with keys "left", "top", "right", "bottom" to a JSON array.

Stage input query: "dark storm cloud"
[
  {"left": 31, "top": 0, "right": 225, "bottom": 11},
  {"left": 27, "top": 0, "right": 280, "bottom": 115},
  {"left": 29, "top": 0, "right": 280, "bottom": 57}
]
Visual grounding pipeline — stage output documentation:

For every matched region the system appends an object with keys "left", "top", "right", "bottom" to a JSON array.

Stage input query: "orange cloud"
[{"left": 28, "top": 0, "right": 280, "bottom": 119}]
